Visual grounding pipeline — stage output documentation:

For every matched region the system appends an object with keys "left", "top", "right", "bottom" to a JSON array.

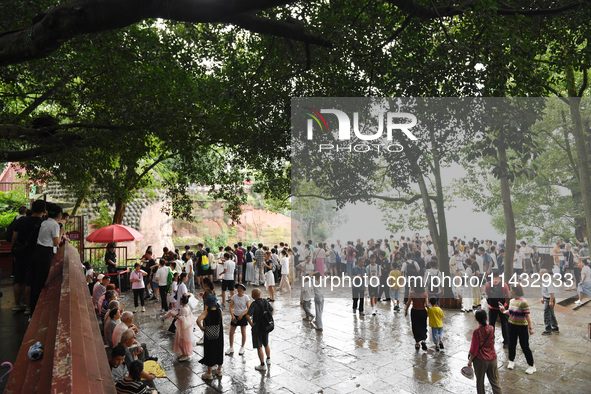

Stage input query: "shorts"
[
  {"left": 222, "top": 280, "right": 235, "bottom": 292},
  {"left": 198, "top": 265, "right": 211, "bottom": 276},
  {"left": 231, "top": 314, "right": 248, "bottom": 327},
  {"left": 389, "top": 288, "right": 400, "bottom": 301},
  {"left": 368, "top": 285, "right": 379, "bottom": 298},
  {"left": 252, "top": 328, "right": 269, "bottom": 348}
]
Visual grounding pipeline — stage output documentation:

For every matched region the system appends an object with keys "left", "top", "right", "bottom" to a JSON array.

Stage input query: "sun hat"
[
  {"left": 235, "top": 282, "right": 247, "bottom": 291},
  {"left": 97, "top": 274, "right": 104, "bottom": 280},
  {"left": 461, "top": 365, "right": 474, "bottom": 379}
]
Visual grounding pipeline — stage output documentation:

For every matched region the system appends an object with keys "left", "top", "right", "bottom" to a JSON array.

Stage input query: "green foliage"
[
  {"left": 204, "top": 228, "right": 237, "bottom": 251},
  {"left": 0, "top": 188, "right": 27, "bottom": 213},
  {"left": 90, "top": 201, "right": 112, "bottom": 228}
]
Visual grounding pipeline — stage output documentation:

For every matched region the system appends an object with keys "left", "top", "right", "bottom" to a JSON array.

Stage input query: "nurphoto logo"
[{"left": 303, "top": 107, "right": 418, "bottom": 153}]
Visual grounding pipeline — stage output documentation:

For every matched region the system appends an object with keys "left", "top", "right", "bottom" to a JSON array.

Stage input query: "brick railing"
[{"left": 5, "top": 243, "right": 116, "bottom": 393}]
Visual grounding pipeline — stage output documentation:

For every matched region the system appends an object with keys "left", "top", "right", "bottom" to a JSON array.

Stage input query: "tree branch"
[
  {"left": 293, "top": 193, "right": 438, "bottom": 204},
  {"left": 354, "top": 15, "right": 413, "bottom": 57},
  {"left": 0, "top": 0, "right": 329, "bottom": 67},
  {"left": 385, "top": 0, "right": 587, "bottom": 19}
]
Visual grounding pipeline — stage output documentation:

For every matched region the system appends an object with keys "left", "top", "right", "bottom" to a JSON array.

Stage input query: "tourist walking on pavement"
[
  {"left": 575, "top": 259, "right": 591, "bottom": 304},
  {"left": 301, "top": 271, "right": 315, "bottom": 321},
  {"left": 226, "top": 282, "right": 250, "bottom": 356},
  {"left": 468, "top": 310, "right": 503, "bottom": 394},
  {"left": 174, "top": 295, "right": 195, "bottom": 361},
  {"left": 312, "top": 272, "right": 324, "bottom": 331},
  {"left": 485, "top": 269, "right": 510, "bottom": 348},
  {"left": 263, "top": 251, "right": 276, "bottom": 302},
  {"left": 196, "top": 294, "right": 224, "bottom": 380},
  {"left": 427, "top": 297, "right": 444, "bottom": 351},
  {"left": 352, "top": 258, "right": 367, "bottom": 315},
  {"left": 255, "top": 243, "right": 266, "bottom": 286},
  {"left": 277, "top": 249, "right": 292, "bottom": 293},
  {"left": 499, "top": 284, "right": 536, "bottom": 374},
  {"left": 130, "top": 263, "right": 147, "bottom": 312},
  {"left": 405, "top": 285, "right": 429, "bottom": 351},
  {"left": 154, "top": 260, "right": 171, "bottom": 312},
  {"left": 539, "top": 269, "right": 559, "bottom": 335},
  {"left": 246, "top": 288, "right": 274, "bottom": 371}
]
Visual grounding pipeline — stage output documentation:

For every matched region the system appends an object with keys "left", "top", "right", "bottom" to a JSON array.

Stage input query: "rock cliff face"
[{"left": 172, "top": 202, "right": 299, "bottom": 248}]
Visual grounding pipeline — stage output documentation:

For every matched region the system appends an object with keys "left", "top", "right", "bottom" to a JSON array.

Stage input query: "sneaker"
[
  {"left": 266, "top": 358, "right": 271, "bottom": 365},
  {"left": 439, "top": 342, "right": 444, "bottom": 350},
  {"left": 541, "top": 330, "right": 552, "bottom": 335},
  {"left": 178, "top": 355, "right": 190, "bottom": 362},
  {"left": 552, "top": 327, "right": 559, "bottom": 333},
  {"left": 255, "top": 364, "right": 266, "bottom": 371},
  {"left": 352, "top": 308, "right": 357, "bottom": 314},
  {"left": 239, "top": 347, "right": 245, "bottom": 355},
  {"left": 372, "top": 310, "right": 377, "bottom": 316},
  {"left": 134, "top": 307, "right": 138, "bottom": 313},
  {"left": 574, "top": 300, "right": 583, "bottom": 305},
  {"left": 507, "top": 361, "right": 515, "bottom": 370},
  {"left": 225, "top": 347, "right": 234, "bottom": 355},
  {"left": 435, "top": 345, "right": 440, "bottom": 352},
  {"left": 201, "top": 373, "right": 213, "bottom": 380},
  {"left": 141, "top": 306, "right": 146, "bottom": 312},
  {"left": 24, "top": 307, "right": 31, "bottom": 316},
  {"left": 525, "top": 366, "right": 537, "bottom": 375},
  {"left": 421, "top": 342, "right": 427, "bottom": 351},
  {"left": 12, "top": 305, "right": 25, "bottom": 312},
  {"left": 359, "top": 311, "right": 365, "bottom": 316}
]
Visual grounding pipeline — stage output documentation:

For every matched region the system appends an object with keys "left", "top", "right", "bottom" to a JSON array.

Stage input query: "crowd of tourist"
[{"left": 8, "top": 202, "right": 591, "bottom": 393}]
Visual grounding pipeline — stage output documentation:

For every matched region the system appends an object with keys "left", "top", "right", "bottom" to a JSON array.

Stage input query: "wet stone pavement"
[{"left": 123, "top": 284, "right": 591, "bottom": 394}]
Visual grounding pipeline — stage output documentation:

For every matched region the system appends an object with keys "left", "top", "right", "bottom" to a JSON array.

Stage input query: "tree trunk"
[
  {"left": 112, "top": 201, "right": 127, "bottom": 225},
  {"left": 414, "top": 165, "right": 454, "bottom": 298},
  {"left": 498, "top": 144, "right": 516, "bottom": 279},
  {"left": 566, "top": 65, "right": 591, "bottom": 241}
]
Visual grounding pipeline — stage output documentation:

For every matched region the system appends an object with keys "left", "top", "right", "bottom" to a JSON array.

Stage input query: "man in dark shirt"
[
  {"left": 11, "top": 199, "right": 46, "bottom": 313},
  {"left": 194, "top": 243, "right": 210, "bottom": 288},
  {"left": 351, "top": 258, "right": 367, "bottom": 315},
  {"left": 246, "top": 288, "right": 273, "bottom": 371}
]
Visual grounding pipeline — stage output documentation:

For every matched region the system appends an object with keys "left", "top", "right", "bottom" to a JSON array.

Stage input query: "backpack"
[
  {"left": 166, "top": 268, "right": 174, "bottom": 291},
  {"left": 209, "top": 253, "right": 217, "bottom": 270},
  {"left": 335, "top": 250, "right": 341, "bottom": 263},
  {"left": 487, "top": 282, "right": 505, "bottom": 307},
  {"left": 426, "top": 270, "right": 441, "bottom": 295},
  {"left": 406, "top": 261, "right": 419, "bottom": 277},
  {"left": 256, "top": 299, "right": 274, "bottom": 332},
  {"left": 201, "top": 253, "right": 210, "bottom": 270}
]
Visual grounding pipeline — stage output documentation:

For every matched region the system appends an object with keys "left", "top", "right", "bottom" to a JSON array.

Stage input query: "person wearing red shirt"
[{"left": 468, "top": 310, "right": 503, "bottom": 394}]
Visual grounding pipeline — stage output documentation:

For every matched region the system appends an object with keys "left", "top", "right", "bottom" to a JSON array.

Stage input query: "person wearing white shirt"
[
  {"left": 154, "top": 261, "right": 171, "bottom": 311},
  {"left": 277, "top": 250, "right": 291, "bottom": 293},
  {"left": 514, "top": 245, "right": 525, "bottom": 276},
  {"left": 220, "top": 252, "right": 236, "bottom": 308},
  {"left": 30, "top": 203, "right": 62, "bottom": 314}
]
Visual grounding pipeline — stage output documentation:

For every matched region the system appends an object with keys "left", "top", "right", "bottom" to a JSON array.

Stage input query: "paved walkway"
[{"left": 123, "top": 283, "right": 591, "bottom": 394}]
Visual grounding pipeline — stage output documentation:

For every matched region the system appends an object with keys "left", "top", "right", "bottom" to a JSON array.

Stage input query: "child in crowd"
[
  {"left": 389, "top": 262, "right": 402, "bottom": 312},
  {"left": 427, "top": 297, "right": 444, "bottom": 351},
  {"left": 174, "top": 295, "right": 195, "bottom": 361}
]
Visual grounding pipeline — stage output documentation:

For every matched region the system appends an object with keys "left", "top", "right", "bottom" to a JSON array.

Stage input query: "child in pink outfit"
[{"left": 174, "top": 295, "right": 195, "bottom": 361}]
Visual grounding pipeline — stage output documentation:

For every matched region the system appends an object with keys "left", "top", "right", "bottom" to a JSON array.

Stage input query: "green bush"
[{"left": 0, "top": 189, "right": 27, "bottom": 238}]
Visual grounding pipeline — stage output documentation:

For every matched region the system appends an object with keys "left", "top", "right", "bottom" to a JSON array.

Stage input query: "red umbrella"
[{"left": 86, "top": 224, "right": 144, "bottom": 243}]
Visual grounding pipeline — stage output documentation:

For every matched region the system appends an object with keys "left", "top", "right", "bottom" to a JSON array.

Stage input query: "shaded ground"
[{"left": 122, "top": 282, "right": 591, "bottom": 394}]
